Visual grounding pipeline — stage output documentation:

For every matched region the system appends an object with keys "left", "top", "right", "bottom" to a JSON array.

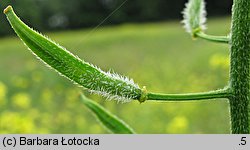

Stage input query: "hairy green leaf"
[
  {"left": 182, "top": 0, "right": 206, "bottom": 36},
  {"left": 4, "top": 6, "right": 142, "bottom": 103},
  {"left": 81, "top": 94, "right": 135, "bottom": 134}
]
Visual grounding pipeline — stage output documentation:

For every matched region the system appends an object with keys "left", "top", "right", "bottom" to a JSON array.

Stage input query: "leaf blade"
[
  {"left": 81, "top": 94, "right": 135, "bottom": 134},
  {"left": 182, "top": 0, "right": 207, "bottom": 36},
  {"left": 4, "top": 5, "right": 142, "bottom": 103}
]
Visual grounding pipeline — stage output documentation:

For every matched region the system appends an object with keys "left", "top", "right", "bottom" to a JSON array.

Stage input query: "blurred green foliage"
[
  {"left": 0, "top": 0, "right": 232, "bottom": 36},
  {"left": 0, "top": 17, "right": 231, "bottom": 133}
]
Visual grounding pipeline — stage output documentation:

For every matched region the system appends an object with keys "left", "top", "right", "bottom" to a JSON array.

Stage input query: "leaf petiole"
[
  {"left": 145, "top": 88, "right": 231, "bottom": 101},
  {"left": 195, "top": 32, "right": 230, "bottom": 44}
]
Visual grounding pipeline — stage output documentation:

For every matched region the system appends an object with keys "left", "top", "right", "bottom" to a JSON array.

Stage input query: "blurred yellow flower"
[
  {"left": 209, "top": 54, "right": 229, "bottom": 69},
  {"left": 31, "top": 71, "right": 42, "bottom": 83},
  {"left": 166, "top": 116, "right": 189, "bottom": 133},
  {"left": 89, "top": 124, "right": 103, "bottom": 133},
  {"left": 40, "top": 88, "right": 53, "bottom": 107},
  {"left": 0, "top": 81, "right": 7, "bottom": 105},
  {"left": 57, "top": 112, "right": 71, "bottom": 124},
  {"left": 12, "top": 93, "right": 31, "bottom": 109},
  {"left": 0, "top": 111, "right": 36, "bottom": 133},
  {"left": 41, "top": 88, "right": 52, "bottom": 101},
  {"left": 11, "top": 76, "right": 29, "bottom": 89}
]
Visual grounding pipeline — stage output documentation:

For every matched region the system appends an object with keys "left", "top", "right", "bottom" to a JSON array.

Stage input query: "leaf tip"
[
  {"left": 4, "top": 5, "right": 13, "bottom": 14},
  {"left": 182, "top": 0, "right": 207, "bottom": 35}
]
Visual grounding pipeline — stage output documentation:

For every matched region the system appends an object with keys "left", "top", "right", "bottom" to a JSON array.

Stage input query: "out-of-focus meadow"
[{"left": 0, "top": 17, "right": 231, "bottom": 133}]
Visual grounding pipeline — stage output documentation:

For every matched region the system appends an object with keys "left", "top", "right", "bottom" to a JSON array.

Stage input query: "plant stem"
[
  {"left": 229, "top": 0, "right": 250, "bottom": 133},
  {"left": 195, "top": 32, "right": 229, "bottom": 43},
  {"left": 147, "top": 88, "right": 231, "bottom": 101}
]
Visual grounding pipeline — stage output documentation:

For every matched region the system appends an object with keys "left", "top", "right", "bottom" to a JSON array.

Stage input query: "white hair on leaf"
[
  {"left": 182, "top": 0, "right": 207, "bottom": 34},
  {"left": 82, "top": 63, "right": 141, "bottom": 103}
]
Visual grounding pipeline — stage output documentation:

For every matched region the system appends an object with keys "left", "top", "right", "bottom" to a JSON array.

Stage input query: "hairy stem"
[
  {"left": 229, "top": 0, "right": 250, "bottom": 133},
  {"left": 195, "top": 32, "right": 229, "bottom": 43},
  {"left": 147, "top": 88, "right": 231, "bottom": 101}
]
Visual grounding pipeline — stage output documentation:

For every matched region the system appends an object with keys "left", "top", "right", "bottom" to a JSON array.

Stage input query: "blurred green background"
[
  {"left": 0, "top": 0, "right": 231, "bottom": 133},
  {"left": 0, "top": 0, "right": 232, "bottom": 36}
]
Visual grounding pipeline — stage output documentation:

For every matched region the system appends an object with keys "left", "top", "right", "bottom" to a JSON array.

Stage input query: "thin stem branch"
[
  {"left": 195, "top": 32, "right": 229, "bottom": 43},
  {"left": 146, "top": 88, "right": 231, "bottom": 101}
]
